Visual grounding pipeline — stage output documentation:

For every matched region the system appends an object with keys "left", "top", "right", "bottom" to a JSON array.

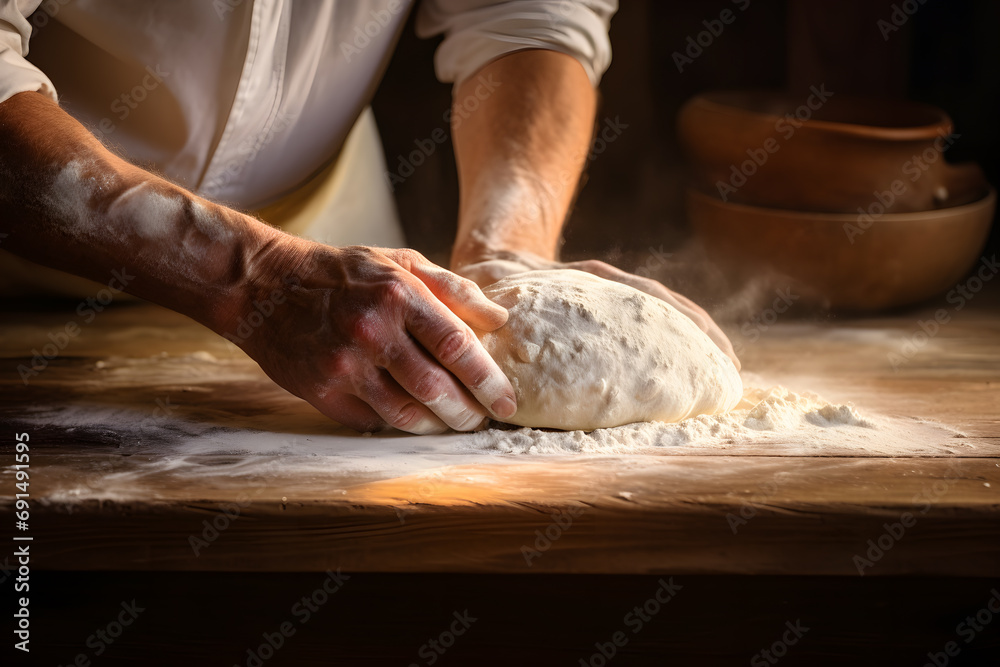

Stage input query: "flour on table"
[
  {"left": 462, "top": 384, "right": 960, "bottom": 456},
  {"left": 478, "top": 269, "right": 743, "bottom": 430}
]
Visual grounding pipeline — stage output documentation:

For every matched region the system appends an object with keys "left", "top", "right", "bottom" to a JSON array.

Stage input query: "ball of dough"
[{"left": 478, "top": 269, "right": 742, "bottom": 430}]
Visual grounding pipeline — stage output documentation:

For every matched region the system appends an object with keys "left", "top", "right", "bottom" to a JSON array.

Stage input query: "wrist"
[
  {"left": 201, "top": 207, "right": 288, "bottom": 337},
  {"left": 210, "top": 216, "right": 318, "bottom": 343},
  {"left": 451, "top": 242, "right": 556, "bottom": 273},
  {"left": 453, "top": 172, "right": 565, "bottom": 271}
]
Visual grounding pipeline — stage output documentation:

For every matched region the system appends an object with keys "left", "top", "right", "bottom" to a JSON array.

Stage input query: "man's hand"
[
  {"left": 228, "top": 240, "right": 518, "bottom": 434},
  {"left": 0, "top": 91, "right": 516, "bottom": 434},
  {"left": 457, "top": 252, "right": 741, "bottom": 370}
]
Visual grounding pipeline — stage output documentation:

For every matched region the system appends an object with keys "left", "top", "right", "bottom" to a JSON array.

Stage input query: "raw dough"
[{"left": 478, "top": 269, "right": 742, "bottom": 430}]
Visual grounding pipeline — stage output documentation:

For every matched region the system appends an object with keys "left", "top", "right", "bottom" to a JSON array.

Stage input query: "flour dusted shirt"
[{"left": 0, "top": 0, "right": 614, "bottom": 208}]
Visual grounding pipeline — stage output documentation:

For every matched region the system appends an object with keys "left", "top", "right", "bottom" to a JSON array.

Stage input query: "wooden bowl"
[
  {"left": 678, "top": 91, "right": 981, "bottom": 214},
  {"left": 686, "top": 187, "right": 996, "bottom": 311}
]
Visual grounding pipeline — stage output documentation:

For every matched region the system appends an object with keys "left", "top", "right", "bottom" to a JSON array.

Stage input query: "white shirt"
[{"left": 0, "top": 0, "right": 615, "bottom": 208}]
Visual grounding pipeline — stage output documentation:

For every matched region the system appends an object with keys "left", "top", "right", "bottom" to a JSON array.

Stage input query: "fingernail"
[{"left": 491, "top": 396, "right": 517, "bottom": 420}]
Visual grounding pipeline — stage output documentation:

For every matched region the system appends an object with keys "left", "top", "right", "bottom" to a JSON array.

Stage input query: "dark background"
[{"left": 372, "top": 0, "right": 1000, "bottom": 278}]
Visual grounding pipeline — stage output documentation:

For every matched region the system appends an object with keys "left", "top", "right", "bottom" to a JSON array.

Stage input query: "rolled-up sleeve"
[
  {"left": 0, "top": 0, "right": 57, "bottom": 104},
  {"left": 416, "top": 0, "right": 616, "bottom": 87}
]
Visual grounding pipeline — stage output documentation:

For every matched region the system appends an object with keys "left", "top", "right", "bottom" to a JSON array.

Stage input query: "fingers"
[
  {"left": 378, "top": 338, "right": 490, "bottom": 432},
  {"left": 313, "top": 343, "right": 481, "bottom": 435},
  {"left": 312, "top": 393, "right": 385, "bottom": 433},
  {"left": 355, "top": 368, "right": 454, "bottom": 435},
  {"left": 396, "top": 251, "right": 508, "bottom": 332},
  {"left": 402, "top": 291, "right": 518, "bottom": 422}
]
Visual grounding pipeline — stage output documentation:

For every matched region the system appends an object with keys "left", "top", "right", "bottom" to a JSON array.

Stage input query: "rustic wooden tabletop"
[{"left": 1, "top": 287, "right": 998, "bottom": 578}]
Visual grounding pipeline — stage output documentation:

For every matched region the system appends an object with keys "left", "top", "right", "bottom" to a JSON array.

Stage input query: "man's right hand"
[
  {"left": 224, "top": 240, "right": 518, "bottom": 434},
  {"left": 0, "top": 91, "right": 516, "bottom": 434}
]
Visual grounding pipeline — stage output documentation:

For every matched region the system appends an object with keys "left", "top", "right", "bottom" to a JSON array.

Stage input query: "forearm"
[
  {"left": 0, "top": 91, "right": 278, "bottom": 333},
  {"left": 450, "top": 49, "right": 597, "bottom": 269}
]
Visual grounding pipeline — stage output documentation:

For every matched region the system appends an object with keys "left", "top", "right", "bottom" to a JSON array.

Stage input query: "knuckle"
[
  {"left": 435, "top": 328, "right": 473, "bottom": 365},
  {"left": 349, "top": 312, "right": 382, "bottom": 347},
  {"left": 455, "top": 274, "right": 482, "bottom": 297},
  {"left": 394, "top": 248, "right": 425, "bottom": 267},
  {"left": 381, "top": 278, "right": 410, "bottom": 307},
  {"left": 411, "top": 369, "right": 448, "bottom": 402},
  {"left": 387, "top": 402, "right": 421, "bottom": 430},
  {"left": 374, "top": 340, "right": 404, "bottom": 368},
  {"left": 466, "top": 366, "right": 493, "bottom": 392},
  {"left": 324, "top": 350, "right": 356, "bottom": 383}
]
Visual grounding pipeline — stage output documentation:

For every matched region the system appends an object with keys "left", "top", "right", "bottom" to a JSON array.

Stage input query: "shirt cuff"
[
  {"left": 0, "top": 46, "right": 57, "bottom": 104},
  {"left": 416, "top": 0, "right": 616, "bottom": 87},
  {"left": 0, "top": 5, "right": 58, "bottom": 105}
]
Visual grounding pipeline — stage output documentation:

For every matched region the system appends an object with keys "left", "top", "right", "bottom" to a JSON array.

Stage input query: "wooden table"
[{"left": 2, "top": 287, "right": 998, "bottom": 665}]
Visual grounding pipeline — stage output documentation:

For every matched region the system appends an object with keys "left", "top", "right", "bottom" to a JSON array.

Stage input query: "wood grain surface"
[{"left": 1, "top": 288, "right": 997, "bottom": 576}]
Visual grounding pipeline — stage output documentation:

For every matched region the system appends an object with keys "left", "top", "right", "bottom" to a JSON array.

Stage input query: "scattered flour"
[
  {"left": 6, "top": 348, "right": 973, "bottom": 502},
  {"left": 460, "top": 385, "right": 934, "bottom": 457}
]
